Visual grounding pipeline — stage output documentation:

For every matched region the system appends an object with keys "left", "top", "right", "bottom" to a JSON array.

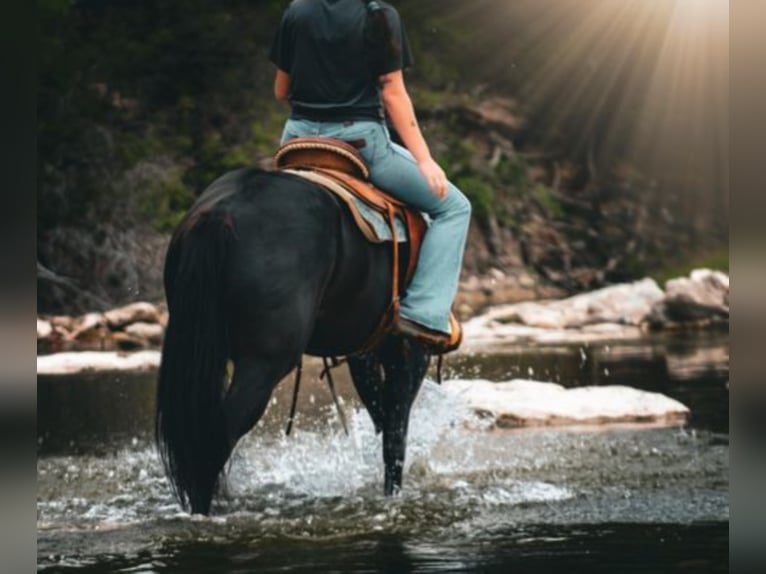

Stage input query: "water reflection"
[{"left": 39, "top": 523, "right": 728, "bottom": 573}]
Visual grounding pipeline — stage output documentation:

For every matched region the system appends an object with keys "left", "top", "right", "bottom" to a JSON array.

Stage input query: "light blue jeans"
[{"left": 281, "top": 118, "right": 472, "bottom": 334}]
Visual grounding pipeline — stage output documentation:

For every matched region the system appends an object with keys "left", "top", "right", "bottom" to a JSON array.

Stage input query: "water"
[{"left": 37, "top": 331, "right": 728, "bottom": 572}]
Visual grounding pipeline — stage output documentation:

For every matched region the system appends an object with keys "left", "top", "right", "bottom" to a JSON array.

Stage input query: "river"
[{"left": 37, "top": 330, "right": 728, "bottom": 572}]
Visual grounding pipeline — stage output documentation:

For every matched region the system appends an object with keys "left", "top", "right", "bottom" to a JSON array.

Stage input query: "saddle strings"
[
  {"left": 321, "top": 356, "right": 350, "bottom": 436},
  {"left": 285, "top": 359, "right": 303, "bottom": 436},
  {"left": 285, "top": 352, "right": 444, "bottom": 437},
  {"left": 285, "top": 356, "right": 349, "bottom": 436}
]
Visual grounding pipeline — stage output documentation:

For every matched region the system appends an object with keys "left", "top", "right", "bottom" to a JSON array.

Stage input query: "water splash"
[{"left": 39, "top": 379, "right": 579, "bottom": 536}]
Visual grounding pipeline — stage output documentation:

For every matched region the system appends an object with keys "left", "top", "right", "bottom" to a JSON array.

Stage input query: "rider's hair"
[{"left": 362, "top": 0, "right": 400, "bottom": 77}]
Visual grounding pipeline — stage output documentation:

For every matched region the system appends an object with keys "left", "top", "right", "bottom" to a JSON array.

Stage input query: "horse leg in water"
[
  {"left": 347, "top": 354, "right": 385, "bottom": 434},
  {"left": 377, "top": 337, "right": 430, "bottom": 495}
]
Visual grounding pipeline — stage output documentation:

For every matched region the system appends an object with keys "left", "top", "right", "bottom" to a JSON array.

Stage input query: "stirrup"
[{"left": 393, "top": 313, "right": 462, "bottom": 354}]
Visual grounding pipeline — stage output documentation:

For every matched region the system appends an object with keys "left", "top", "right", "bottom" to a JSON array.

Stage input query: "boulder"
[
  {"left": 469, "top": 278, "right": 664, "bottom": 334},
  {"left": 647, "top": 269, "right": 729, "bottom": 327},
  {"left": 455, "top": 273, "right": 543, "bottom": 318},
  {"left": 37, "top": 319, "right": 52, "bottom": 340},
  {"left": 49, "top": 315, "right": 75, "bottom": 331},
  {"left": 68, "top": 312, "right": 106, "bottom": 338},
  {"left": 103, "top": 302, "right": 162, "bottom": 328},
  {"left": 112, "top": 331, "right": 148, "bottom": 351},
  {"left": 66, "top": 313, "right": 114, "bottom": 350},
  {"left": 445, "top": 379, "right": 690, "bottom": 428},
  {"left": 124, "top": 321, "right": 164, "bottom": 345}
]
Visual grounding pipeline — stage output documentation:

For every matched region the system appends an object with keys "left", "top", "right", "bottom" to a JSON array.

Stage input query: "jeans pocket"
[{"left": 348, "top": 123, "right": 387, "bottom": 165}]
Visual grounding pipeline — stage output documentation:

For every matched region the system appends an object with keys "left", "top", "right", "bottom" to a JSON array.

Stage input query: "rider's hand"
[{"left": 417, "top": 157, "right": 448, "bottom": 199}]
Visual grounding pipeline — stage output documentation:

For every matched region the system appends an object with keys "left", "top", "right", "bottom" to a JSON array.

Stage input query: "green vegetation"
[
  {"left": 139, "top": 169, "right": 195, "bottom": 233},
  {"left": 37, "top": 0, "right": 728, "bottom": 313},
  {"left": 651, "top": 250, "right": 729, "bottom": 286},
  {"left": 455, "top": 175, "right": 495, "bottom": 218},
  {"left": 531, "top": 184, "right": 564, "bottom": 218}
]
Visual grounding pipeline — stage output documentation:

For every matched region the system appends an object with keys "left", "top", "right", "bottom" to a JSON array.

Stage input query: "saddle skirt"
[{"left": 281, "top": 168, "right": 409, "bottom": 243}]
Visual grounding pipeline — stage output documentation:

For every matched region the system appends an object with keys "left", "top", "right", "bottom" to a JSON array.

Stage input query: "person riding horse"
[
  {"left": 270, "top": 0, "right": 471, "bottom": 351},
  {"left": 155, "top": 0, "right": 473, "bottom": 515}
]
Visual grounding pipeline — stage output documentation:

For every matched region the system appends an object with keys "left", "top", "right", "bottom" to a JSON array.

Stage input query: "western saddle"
[{"left": 274, "top": 137, "right": 430, "bottom": 354}]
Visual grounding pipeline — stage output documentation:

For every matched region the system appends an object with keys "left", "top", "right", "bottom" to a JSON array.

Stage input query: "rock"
[
  {"left": 69, "top": 312, "right": 105, "bottom": 336},
  {"left": 455, "top": 289, "right": 488, "bottom": 313},
  {"left": 67, "top": 313, "right": 111, "bottom": 349},
  {"left": 37, "top": 319, "right": 52, "bottom": 340},
  {"left": 456, "top": 303, "right": 475, "bottom": 321},
  {"left": 112, "top": 332, "right": 148, "bottom": 351},
  {"left": 488, "top": 267, "right": 506, "bottom": 281},
  {"left": 487, "top": 283, "right": 538, "bottom": 307},
  {"left": 103, "top": 302, "right": 162, "bottom": 328},
  {"left": 445, "top": 379, "right": 690, "bottom": 428},
  {"left": 663, "top": 269, "right": 729, "bottom": 321},
  {"left": 49, "top": 315, "right": 75, "bottom": 331},
  {"left": 647, "top": 269, "right": 729, "bottom": 327},
  {"left": 37, "top": 351, "right": 161, "bottom": 375},
  {"left": 534, "top": 284, "right": 568, "bottom": 300},
  {"left": 487, "top": 278, "right": 664, "bottom": 329},
  {"left": 462, "top": 275, "right": 481, "bottom": 290},
  {"left": 518, "top": 272, "right": 536, "bottom": 289},
  {"left": 690, "top": 268, "right": 729, "bottom": 290},
  {"left": 124, "top": 322, "right": 164, "bottom": 345},
  {"left": 498, "top": 304, "right": 564, "bottom": 329}
]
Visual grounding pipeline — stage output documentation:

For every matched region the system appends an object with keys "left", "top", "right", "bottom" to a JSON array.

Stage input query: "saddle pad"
[
  {"left": 284, "top": 169, "right": 408, "bottom": 243},
  {"left": 353, "top": 198, "right": 408, "bottom": 242}
]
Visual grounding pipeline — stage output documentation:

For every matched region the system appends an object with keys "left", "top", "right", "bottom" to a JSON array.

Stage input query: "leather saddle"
[{"left": 274, "top": 137, "right": 428, "bottom": 353}]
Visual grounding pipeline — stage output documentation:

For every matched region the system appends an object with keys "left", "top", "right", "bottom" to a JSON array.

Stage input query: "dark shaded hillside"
[{"left": 38, "top": 0, "right": 728, "bottom": 314}]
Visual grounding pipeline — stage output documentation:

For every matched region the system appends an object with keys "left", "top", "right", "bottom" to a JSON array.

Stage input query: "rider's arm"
[
  {"left": 274, "top": 69, "right": 290, "bottom": 102},
  {"left": 380, "top": 70, "right": 447, "bottom": 198}
]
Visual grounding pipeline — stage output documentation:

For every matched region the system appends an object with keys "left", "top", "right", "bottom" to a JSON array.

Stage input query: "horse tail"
[{"left": 156, "top": 208, "right": 232, "bottom": 514}]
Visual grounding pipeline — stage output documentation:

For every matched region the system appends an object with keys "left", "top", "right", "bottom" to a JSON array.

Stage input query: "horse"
[{"left": 155, "top": 166, "right": 432, "bottom": 515}]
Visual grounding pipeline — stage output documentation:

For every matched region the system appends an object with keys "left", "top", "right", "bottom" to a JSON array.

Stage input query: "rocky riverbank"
[
  {"left": 462, "top": 269, "right": 728, "bottom": 348},
  {"left": 37, "top": 268, "right": 728, "bottom": 359}
]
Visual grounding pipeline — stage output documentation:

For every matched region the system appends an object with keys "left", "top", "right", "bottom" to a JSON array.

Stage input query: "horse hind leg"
[
  {"left": 194, "top": 296, "right": 314, "bottom": 512},
  {"left": 348, "top": 354, "right": 385, "bottom": 434},
  {"left": 222, "top": 350, "right": 301, "bottom": 453},
  {"left": 175, "top": 348, "right": 302, "bottom": 515},
  {"left": 378, "top": 337, "right": 430, "bottom": 495}
]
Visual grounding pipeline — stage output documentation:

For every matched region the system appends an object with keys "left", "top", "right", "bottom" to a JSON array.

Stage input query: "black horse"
[{"left": 156, "top": 167, "right": 431, "bottom": 514}]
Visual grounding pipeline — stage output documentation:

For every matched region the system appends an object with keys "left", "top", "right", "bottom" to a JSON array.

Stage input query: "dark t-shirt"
[{"left": 269, "top": 0, "right": 413, "bottom": 121}]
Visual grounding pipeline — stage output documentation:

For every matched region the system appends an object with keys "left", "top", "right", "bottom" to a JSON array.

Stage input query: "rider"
[{"left": 270, "top": 0, "right": 471, "bottom": 352}]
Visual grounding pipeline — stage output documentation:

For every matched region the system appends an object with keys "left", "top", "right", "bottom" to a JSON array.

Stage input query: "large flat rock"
[
  {"left": 37, "top": 351, "right": 161, "bottom": 375},
  {"left": 444, "top": 379, "right": 690, "bottom": 428},
  {"left": 462, "top": 278, "right": 664, "bottom": 346}
]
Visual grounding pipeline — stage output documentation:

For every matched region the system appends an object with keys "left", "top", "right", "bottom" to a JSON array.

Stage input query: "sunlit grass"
[{"left": 651, "top": 248, "right": 729, "bottom": 285}]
